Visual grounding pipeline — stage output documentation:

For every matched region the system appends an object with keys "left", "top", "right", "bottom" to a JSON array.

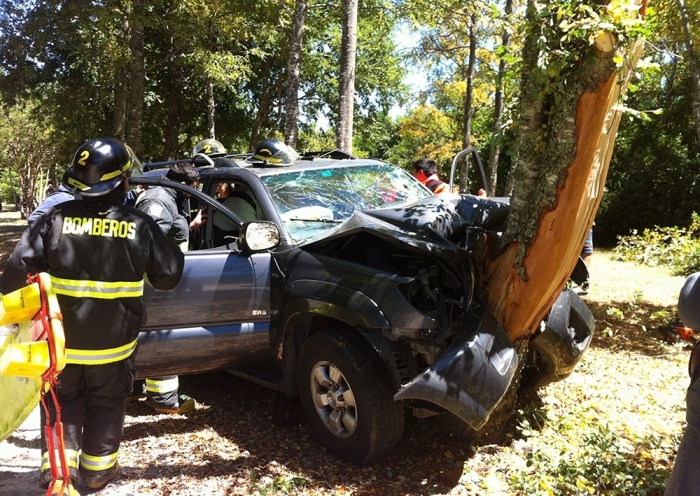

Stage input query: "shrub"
[{"left": 614, "top": 213, "right": 700, "bottom": 276}]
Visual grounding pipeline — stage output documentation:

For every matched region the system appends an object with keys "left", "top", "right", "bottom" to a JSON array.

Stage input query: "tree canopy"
[{"left": 0, "top": 0, "right": 696, "bottom": 246}]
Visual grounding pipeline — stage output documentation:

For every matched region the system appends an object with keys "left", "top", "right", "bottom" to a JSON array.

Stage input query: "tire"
[{"left": 296, "top": 327, "right": 405, "bottom": 464}]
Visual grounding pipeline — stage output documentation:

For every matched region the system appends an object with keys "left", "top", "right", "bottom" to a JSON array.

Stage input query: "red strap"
[{"left": 27, "top": 274, "right": 71, "bottom": 496}]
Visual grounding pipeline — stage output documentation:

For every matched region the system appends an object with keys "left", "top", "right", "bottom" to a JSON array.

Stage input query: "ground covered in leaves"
[{"left": 0, "top": 208, "right": 691, "bottom": 495}]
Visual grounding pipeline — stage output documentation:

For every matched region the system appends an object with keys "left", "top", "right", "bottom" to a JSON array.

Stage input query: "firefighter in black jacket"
[{"left": 0, "top": 138, "right": 185, "bottom": 493}]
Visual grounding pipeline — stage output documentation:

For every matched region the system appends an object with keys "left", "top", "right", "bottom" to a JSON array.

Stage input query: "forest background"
[{"left": 0, "top": 0, "right": 697, "bottom": 249}]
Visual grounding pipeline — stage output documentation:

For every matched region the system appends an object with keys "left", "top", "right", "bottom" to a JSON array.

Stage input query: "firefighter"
[
  {"left": 134, "top": 161, "right": 202, "bottom": 414},
  {"left": 0, "top": 138, "right": 185, "bottom": 493}
]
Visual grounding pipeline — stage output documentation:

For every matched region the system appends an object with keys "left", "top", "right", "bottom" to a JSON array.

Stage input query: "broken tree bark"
[{"left": 483, "top": 4, "right": 647, "bottom": 342}]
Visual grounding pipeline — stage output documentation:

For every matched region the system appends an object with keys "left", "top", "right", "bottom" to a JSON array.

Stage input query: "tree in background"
[
  {"left": 0, "top": 0, "right": 694, "bottom": 255},
  {"left": 398, "top": 0, "right": 518, "bottom": 191},
  {"left": 0, "top": 101, "right": 58, "bottom": 218},
  {"left": 596, "top": 0, "right": 699, "bottom": 245},
  {"left": 285, "top": 0, "right": 309, "bottom": 149},
  {"left": 487, "top": 0, "right": 515, "bottom": 196},
  {"left": 337, "top": 0, "right": 358, "bottom": 153},
  {"left": 676, "top": 0, "right": 700, "bottom": 142}
]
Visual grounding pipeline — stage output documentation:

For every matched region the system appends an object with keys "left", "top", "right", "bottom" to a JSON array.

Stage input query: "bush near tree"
[{"left": 614, "top": 212, "right": 700, "bottom": 276}]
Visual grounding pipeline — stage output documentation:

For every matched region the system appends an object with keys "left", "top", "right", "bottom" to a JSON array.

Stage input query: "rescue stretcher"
[{"left": 0, "top": 273, "right": 70, "bottom": 495}]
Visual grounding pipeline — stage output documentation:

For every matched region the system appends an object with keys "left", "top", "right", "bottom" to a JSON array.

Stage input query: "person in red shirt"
[{"left": 412, "top": 158, "right": 449, "bottom": 194}]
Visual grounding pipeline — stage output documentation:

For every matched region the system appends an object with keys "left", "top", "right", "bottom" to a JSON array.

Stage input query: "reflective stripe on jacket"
[
  {"left": 66, "top": 339, "right": 138, "bottom": 365},
  {"left": 51, "top": 276, "right": 144, "bottom": 299}
]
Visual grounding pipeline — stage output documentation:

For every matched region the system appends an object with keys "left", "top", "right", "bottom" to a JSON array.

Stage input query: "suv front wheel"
[{"left": 296, "top": 327, "right": 404, "bottom": 464}]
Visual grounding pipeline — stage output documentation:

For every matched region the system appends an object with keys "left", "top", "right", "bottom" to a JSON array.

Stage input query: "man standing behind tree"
[{"left": 412, "top": 158, "right": 449, "bottom": 194}]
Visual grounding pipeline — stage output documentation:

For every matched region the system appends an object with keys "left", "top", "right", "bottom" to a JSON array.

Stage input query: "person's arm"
[
  {"left": 189, "top": 207, "right": 207, "bottom": 229},
  {"left": 0, "top": 219, "right": 48, "bottom": 294},
  {"left": 144, "top": 220, "right": 185, "bottom": 291}
]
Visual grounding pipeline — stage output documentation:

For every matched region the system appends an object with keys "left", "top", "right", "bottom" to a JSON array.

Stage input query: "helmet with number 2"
[
  {"left": 63, "top": 138, "right": 134, "bottom": 197},
  {"left": 193, "top": 139, "right": 227, "bottom": 157}
]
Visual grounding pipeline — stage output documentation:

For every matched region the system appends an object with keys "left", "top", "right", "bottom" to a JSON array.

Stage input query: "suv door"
[{"left": 128, "top": 177, "right": 274, "bottom": 378}]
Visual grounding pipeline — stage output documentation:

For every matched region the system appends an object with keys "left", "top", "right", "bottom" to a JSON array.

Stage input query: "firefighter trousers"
[{"left": 40, "top": 358, "right": 135, "bottom": 480}]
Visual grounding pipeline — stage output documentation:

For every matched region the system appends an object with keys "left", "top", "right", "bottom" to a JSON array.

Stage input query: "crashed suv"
[{"left": 131, "top": 151, "right": 594, "bottom": 463}]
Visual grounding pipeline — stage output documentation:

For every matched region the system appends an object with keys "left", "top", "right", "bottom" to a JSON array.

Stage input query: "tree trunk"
[
  {"left": 487, "top": 0, "right": 513, "bottom": 196},
  {"left": 126, "top": 0, "right": 145, "bottom": 158},
  {"left": 207, "top": 79, "right": 216, "bottom": 140},
  {"left": 459, "top": 13, "right": 477, "bottom": 193},
  {"left": 206, "top": 20, "right": 217, "bottom": 140},
  {"left": 285, "top": 0, "right": 307, "bottom": 150},
  {"left": 337, "top": 0, "right": 357, "bottom": 154},
  {"left": 484, "top": 24, "right": 647, "bottom": 343},
  {"left": 663, "top": 46, "right": 678, "bottom": 122},
  {"left": 249, "top": 81, "right": 279, "bottom": 151},
  {"left": 113, "top": 18, "right": 129, "bottom": 141},
  {"left": 113, "top": 62, "right": 129, "bottom": 141},
  {"left": 677, "top": 0, "right": 700, "bottom": 143},
  {"left": 163, "top": 73, "right": 183, "bottom": 160}
]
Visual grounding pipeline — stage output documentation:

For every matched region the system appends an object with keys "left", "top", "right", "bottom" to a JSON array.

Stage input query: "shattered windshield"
[{"left": 262, "top": 163, "right": 432, "bottom": 243}]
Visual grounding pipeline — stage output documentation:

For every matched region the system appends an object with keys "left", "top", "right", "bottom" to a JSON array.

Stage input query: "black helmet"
[
  {"left": 63, "top": 138, "right": 134, "bottom": 197},
  {"left": 193, "top": 138, "right": 227, "bottom": 157},
  {"left": 250, "top": 138, "right": 298, "bottom": 166}
]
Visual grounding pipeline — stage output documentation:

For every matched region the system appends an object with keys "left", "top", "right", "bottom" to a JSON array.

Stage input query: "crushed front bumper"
[{"left": 393, "top": 308, "right": 517, "bottom": 430}]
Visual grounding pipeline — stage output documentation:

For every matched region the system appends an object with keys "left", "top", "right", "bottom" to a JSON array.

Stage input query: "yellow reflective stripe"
[
  {"left": 42, "top": 449, "right": 79, "bottom": 472},
  {"left": 80, "top": 451, "right": 118, "bottom": 472},
  {"left": 253, "top": 153, "right": 283, "bottom": 164},
  {"left": 101, "top": 159, "right": 132, "bottom": 181},
  {"left": 65, "top": 176, "right": 90, "bottom": 192},
  {"left": 66, "top": 339, "right": 137, "bottom": 365},
  {"left": 145, "top": 377, "right": 179, "bottom": 394},
  {"left": 50, "top": 276, "right": 144, "bottom": 299}
]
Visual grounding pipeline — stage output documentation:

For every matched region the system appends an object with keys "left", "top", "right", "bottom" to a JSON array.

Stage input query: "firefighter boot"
[
  {"left": 149, "top": 395, "right": 196, "bottom": 414},
  {"left": 82, "top": 462, "right": 120, "bottom": 490}
]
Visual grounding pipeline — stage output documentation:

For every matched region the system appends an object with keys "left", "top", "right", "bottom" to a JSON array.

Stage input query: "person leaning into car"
[
  {"left": 135, "top": 161, "right": 206, "bottom": 252},
  {"left": 133, "top": 161, "right": 203, "bottom": 414},
  {"left": 0, "top": 138, "right": 184, "bottom": 493}
]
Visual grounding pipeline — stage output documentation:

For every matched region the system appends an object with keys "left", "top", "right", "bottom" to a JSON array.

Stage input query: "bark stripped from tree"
[
  {"left": 337, "top": 0, "right": 357, "bottom": 154},
  {"left": 483, "top": 3, "right": 647, "bottom": 342}
]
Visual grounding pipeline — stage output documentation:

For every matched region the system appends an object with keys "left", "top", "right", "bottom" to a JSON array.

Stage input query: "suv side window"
[{"left": 210, "top": 181, "right": 262, "bottom": 247}]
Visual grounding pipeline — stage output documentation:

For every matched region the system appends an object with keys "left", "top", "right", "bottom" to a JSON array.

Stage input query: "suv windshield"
[{"left": 262, "top": 163, "right": 431, "bottom": 243}]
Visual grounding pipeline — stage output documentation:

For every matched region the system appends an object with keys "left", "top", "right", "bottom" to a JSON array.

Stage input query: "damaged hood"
[{"left": 300, "top": 194, "right": 509, "bottom": 256}]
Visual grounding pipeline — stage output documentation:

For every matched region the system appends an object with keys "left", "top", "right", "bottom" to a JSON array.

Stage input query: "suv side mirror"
[{"left": 239, "top": 221, "right": 281, "bottom": 253}]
